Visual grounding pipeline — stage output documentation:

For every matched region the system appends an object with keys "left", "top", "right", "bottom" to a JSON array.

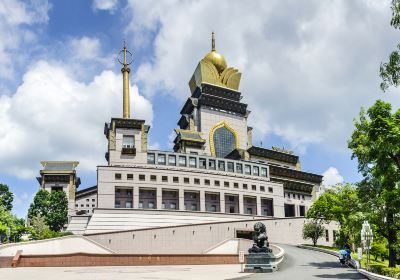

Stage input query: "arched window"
[{"left": 213, "top": 126, "right": 236, "bottom": 158}]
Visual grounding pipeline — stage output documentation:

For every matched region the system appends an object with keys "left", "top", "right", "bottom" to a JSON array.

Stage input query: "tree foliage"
[
  {"left": 348, "top": 100, "right": 400, "bottom": 267},
  {"left": 307, "top": 183, "right": 364, "bottom": 249},
  {"left": 302, "top": 220, "right": 325, "bottom": 246},
  {"left": 28, "top": 189, "right": 68, "bottom": 232},
  {"left": 0, "top": 183, "right": 13, "bottom": 211},
  {"left": 380, "top": 0, "right": 400, "bottom": 91},
  {"left": 0, "top": 206, "right": 26, "bottom": 243}
]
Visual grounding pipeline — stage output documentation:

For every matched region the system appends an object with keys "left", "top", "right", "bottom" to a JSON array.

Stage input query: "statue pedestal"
[{"left": 244, "top": 252, "right": 277, "bottom": 273}]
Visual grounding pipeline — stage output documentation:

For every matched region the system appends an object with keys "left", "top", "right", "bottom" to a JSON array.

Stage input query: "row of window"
[
  {"left": 114, "top": 173, "right": 273, "bottom": 193},
  {"left": 284, "top": 192, "right": 306, "bottom": 200},
  {"left": 147, "top": 153, "right": 268, "bottom": 177},
  {"left": 76, "top": 204, "right": 96, "bottom": 208}
]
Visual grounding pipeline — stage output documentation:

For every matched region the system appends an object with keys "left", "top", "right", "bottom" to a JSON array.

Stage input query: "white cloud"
[
  {"left": 322, "top": 167, "right": 344, "bottom": 187},
  {"left": 69, "top": 36, "right": 102, "bottom": 61},
  {"left": 124, "top": 0, "right": 400, "bottom": 154},
  {"left": 0, "top": 0, "right": 50, "bottom": 80},
  {"left": 0, "top": 60, "right": 153, "bottom": 179},
  {"left": 92, "top": 0, "right": 118, "bottom": 13}
]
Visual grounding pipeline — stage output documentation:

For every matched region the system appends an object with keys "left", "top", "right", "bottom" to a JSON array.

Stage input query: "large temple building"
[{"left": 37, "top": 35, "right": 336, "bottom": 251}]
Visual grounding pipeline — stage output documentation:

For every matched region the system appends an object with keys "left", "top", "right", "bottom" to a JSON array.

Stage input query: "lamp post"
[{"left": 361, "top": 221, "right": 373, "bottom": 268}]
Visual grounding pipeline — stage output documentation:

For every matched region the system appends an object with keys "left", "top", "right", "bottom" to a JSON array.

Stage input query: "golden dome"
[{"left": 203, "top": 32, "right": 227, "bottom": 73}]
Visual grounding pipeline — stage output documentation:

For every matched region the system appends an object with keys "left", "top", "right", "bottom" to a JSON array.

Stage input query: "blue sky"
[{"left": 1, "top": 0, "right": 400, "bottom": 218}]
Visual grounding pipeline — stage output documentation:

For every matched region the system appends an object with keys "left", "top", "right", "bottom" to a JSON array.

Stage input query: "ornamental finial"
[{"left": 212, "top": 32, "right": 215, "bottom": 51}]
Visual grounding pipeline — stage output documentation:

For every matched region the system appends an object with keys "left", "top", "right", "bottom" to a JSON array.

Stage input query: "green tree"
[
  {"left": 348, "top": 100, "right": 400, "bottom": 267},
  {"left": 0, "top": 183, "right": 13, "bottom": 211},
  {"left": 47, "top": 191, "right": 68, "bottom": 231},
  {"left": 302, "top": 220, "right": 325, "bottom": 246},
  {"left": 0, "top": 206, "right": 26, "bottom": 243},
  {"left": 28, "top": 189, "right": 68, "bottom": 232},
  {"left": 307, "top": 183, "right": 364, "bottom": 250},
  {"left": 380, "top": 0, "right": 400, "bottom": 91}
]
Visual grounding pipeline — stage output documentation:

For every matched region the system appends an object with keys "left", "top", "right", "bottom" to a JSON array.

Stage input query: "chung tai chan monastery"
[{"left": 36, "top": 34, "right": 337, "bottom": 253}]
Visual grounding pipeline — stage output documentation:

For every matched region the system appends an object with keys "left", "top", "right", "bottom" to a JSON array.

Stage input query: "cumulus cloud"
[
  {"left": 124, "top": 0, "right": 400, "bottom": 153},
  {"left": 92, "top": 0, "right": 118, "bottom": 13},
  {"left": 322, "top": 167, "right": 344, "bottom": 187},
  {"left": 0, "top": 60, "right": 153, "bottom": 179},
  {"left": 0, "top": 0, "right": 50, "bottom": 80}
]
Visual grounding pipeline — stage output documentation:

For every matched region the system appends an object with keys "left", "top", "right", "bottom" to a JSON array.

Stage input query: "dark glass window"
[
  {"left": 179, "top": 156, "right": 187, "bottom": 167},
  {"left": 261, "top": 167, "right": 267, "bottom": 177},
  {"left": 227, "top": 162, "right": 234, "bottom": 172},
  {"left": 189, "top": 157, "right": 197, "bottom": 168},
  {"left": 158, "top": 154, "right": 166, "bottom": 165},
  {"left": 147, "top": 153, "right": 155, "bottom": 164},
  {"left": 199, "top": 158, "right": 206, "bottom": 169},
  {"left": 218, "top": 161, "right": 225, "bottom": 171},
  {"left": 236, "top": 163, "right": 243, "bottom": 173},
  {"left": 168, "top": 155, "right": 176, "bottom": 166},
  {"left": 244, "top": 165, "right": 251, "bottom": 175},
  {"left": 253, "top": 166, "right": 259, "bottom": 176},
  {"left": 209, "top": 159, "right": 216, "bottom": 170},
  {"left": 213, "top": 127, "right": 236, "bottom": 158}
]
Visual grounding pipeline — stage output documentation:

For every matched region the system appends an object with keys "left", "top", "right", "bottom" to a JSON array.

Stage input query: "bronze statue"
[{"left": 249, "top": 222, "right": 272, "bottom": 253}]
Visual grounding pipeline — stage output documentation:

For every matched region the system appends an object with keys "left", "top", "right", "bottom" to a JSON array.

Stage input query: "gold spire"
[
  {"left": 118, "top": 41, "right": 133, "bottom": 119},
  {"left": 203, "top": 32, "right": 227, "bottom": 73},
  {"left": 211, "top": 31, "right": 215, "bottom": 51}
]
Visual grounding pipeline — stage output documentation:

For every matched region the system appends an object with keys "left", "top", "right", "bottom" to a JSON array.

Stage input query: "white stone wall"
[
  {"left": 97, "top": 165, "right": 285, "bottom": 217},
  {"left": 108, "top": 128, "right": 147, "bottom": 166},
  {"left": 75, "top": 192, "right": 97, "bottom": 215},
  {"left": 198, "top": 108, "right": 249, "bottom": 155},
  {"left": 86, "top": 216, "right": 339, "bottom": 254}
]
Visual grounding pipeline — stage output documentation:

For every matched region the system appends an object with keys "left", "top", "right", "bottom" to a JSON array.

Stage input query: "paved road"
[{"left": 236, "top": 245, "right": 367, "bottom": 280}]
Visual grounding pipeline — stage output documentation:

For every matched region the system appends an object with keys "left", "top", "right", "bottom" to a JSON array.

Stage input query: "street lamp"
[{"left": 361, "top": 221, "right": 373, "bottom": 268}]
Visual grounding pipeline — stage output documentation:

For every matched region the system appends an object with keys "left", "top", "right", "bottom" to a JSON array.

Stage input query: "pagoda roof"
[
  {"left": 248, "top": 146, "right": 299, "bottom": 165},
  {"left": 269, "top": 165, "right": 322, "bottom": 184}
]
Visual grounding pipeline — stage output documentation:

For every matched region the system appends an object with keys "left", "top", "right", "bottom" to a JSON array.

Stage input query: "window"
[
  {"left": 170, "top": 202, "right": 177, "bottom": 209},
  {"left": 81, "top": 204, "right": 84, "bottom": 207},
  {"left": 127, "top": 174, "right": 133, "bottom": 180},
  {"left": 299, "top": 205, "right": 305, "bottom": 217},
  {"left": 261, "top": 167, "right": 267, "bottom": 177},
  {"left": 229, "top": 206, "right": 235, "bottom": 213},
  {"left": 284, "top": 204, "right": 295, "bottom": 217},
  {"left": 224, "top": 181, "right": 230, "bottom": 187},
  {"left": 243, "top": 184, "right": 248, "bottom": 190},
  {"left": 162, "top": 176, "right": 168, "bottom": 182},
  {"left": 92, "top": 204, "right": 95, "bottom": 207},
  {"left": 215, "top": 180, "right": 220, "bottom": 187},
  {"left": 92, "top": 199, "right": 95, "bottom": 202},
  {"left": 246, "top": 208, "right": 252, "bottom": 214},
  {"left": 147, "top": 153, "right": 155, "bottom": 164},
  {"left": 333, "top": 230, "right": 337, "bottom": 241},
  {"left": 234, "top": 182, "right": 239, "bottom": 188},
  {"left": 244, "top": 165, "right": 251, "bottom": 175},
  {"left": 139, "top": 174, "right": 145, "bottom": 181},
  {"left": 208, "top": 159, "right": 216, "bottom": 170},
  {"left": 228, "top": 196, "right": 235, "bottom": 202},
  {"left": 189, "top": 157, "right": 197, "bottom": 168},
  {"left": 268, "top": 187, "right": 273, "bottom": 193},
  {"left": 236, "top": 163, "right": 243, "bottom": 173},
  {"left": 125, "top": 201, "right": 132, "bottom": 208},
  {"left": 115, "top": 200, "right": 120, "bottom": 208},
  {"left": 148, "top": 202, "right": 155, "bottom": 209},
  {"left": 115, "top": 173, "right": 122, "bottom": 180},
  {"left": 213, "top": 126, "right": 236, "bottom": 158},
  {"left": 199, "top": 158, "right": 206, "bottom": 169},
  {"left": 227, "top": 162, "right": 234, "bottom": 172},
  {"left": 158, "top": 154, "right": 166, "bottom": 165},
  {"left": 325, "top": 230, "right": 329, "bottom": 242},
  {"left": 211, "top": 205, "right": 217, "bottom": 212},
  {"left": 253, "top": 166, "right": 259, "bottom": 176},
  {"left": 138, "top": 201, "right": 143, "bottom": 209},
  {"left": 194, "top": 178, "right": 200, "bottom": 185},
  {"left": 260, "top": 186, "right": 265, "bottom": 192},
  {"left": 191, "top": 204, "right": 197, "bottom": 211},
  {"left": 86, "top": 199, "right": 89, "bottom": 202},
  {"left": 204, "top": 179, "right": 210, "bottom": 186},
  {"left": 252, "top": 185, "right": 257, "bottom": 191},
  {"left": 150, "top": 175, "right": 157, "bottom": 181},
  {"left": 168, "top": 155, "right": 176, "bottom": 166},
  {"left": 162, "top": 202, "right": 165, "bottom": 209},
  {"left": 218, "top": 161, "right": 225, "bottom": 171},
  {"left": 173, "top": 176, "right": 179, "bottom": 183},
  {"left": 75, "top": 204, "right": 78, "bottom": 207},
  {"left": 179, "top": 156, "right": 187, "bottom": 167},
  {"left": 298, "top": 194, "right": 301, "bottom": 199},
  {"left": 122, "top": 135, "right": 135, "bottom": 148},
  {"left": 184, "top": 177, "right": 190, "bottom": 184},
  {"left": 302, "top": 195, "right": 305, "bottom": 200}
]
